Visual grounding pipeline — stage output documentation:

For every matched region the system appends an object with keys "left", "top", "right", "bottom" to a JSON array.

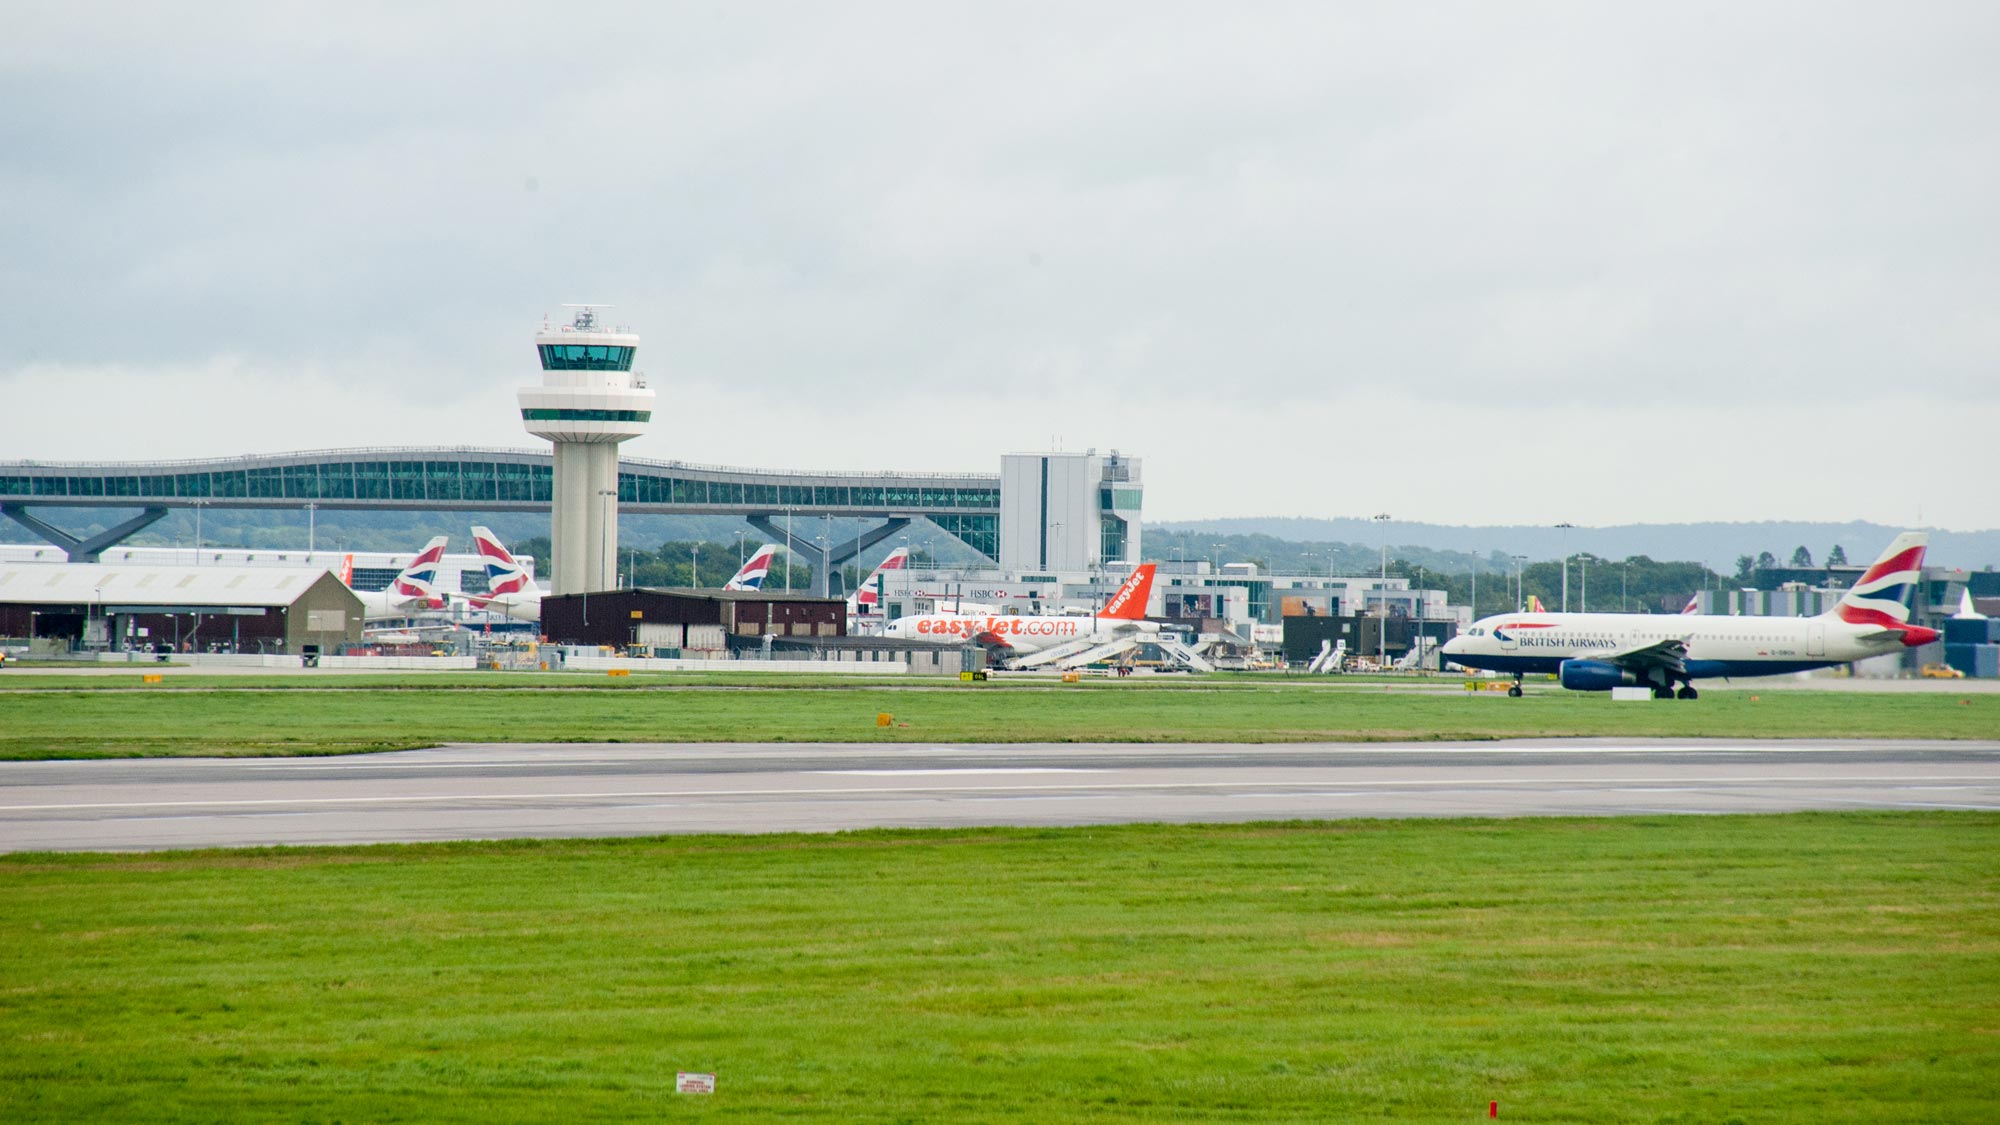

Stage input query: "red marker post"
[{"left": 1489, "top": 1100, "right": 1498, "bottom": 1118}]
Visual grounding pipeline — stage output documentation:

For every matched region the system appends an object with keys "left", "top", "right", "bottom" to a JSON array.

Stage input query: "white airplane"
[
  {"left": 458, "top": 529, "right": 787, "bottom": 623},
  {"left": 846, "top": 546, "right": 910, "bottom": 615},
  {"left": 1441, "top": 532, "right": 1939, "bottom": 698},
  {"left": 886, "top": 564, "right": 1160, "bottom": 668},
  {"left": 343, "top": 536, "right": 450, "bottom": 621}
]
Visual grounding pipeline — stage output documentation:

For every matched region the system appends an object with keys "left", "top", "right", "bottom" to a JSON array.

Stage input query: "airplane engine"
[{"left": 1558, "top": 659, "right": 1640, "bottom": 692}]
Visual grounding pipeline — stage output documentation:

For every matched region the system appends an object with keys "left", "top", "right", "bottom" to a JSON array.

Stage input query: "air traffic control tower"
[{"left": 520, "top": 306, "right": 654, "bottom": 595}]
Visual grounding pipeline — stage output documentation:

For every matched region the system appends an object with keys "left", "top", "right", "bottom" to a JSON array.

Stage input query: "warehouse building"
[
  {"left": 0, "top": 564, "right": 363, "bottom": 654},
  {"left": 542, "top": 588, "right": 846, "bottom": 651}
]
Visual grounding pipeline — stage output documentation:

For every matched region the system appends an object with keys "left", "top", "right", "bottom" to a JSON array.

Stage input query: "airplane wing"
[{"left": 1571, "top": 634, "right": 1691, "bottom": 675}]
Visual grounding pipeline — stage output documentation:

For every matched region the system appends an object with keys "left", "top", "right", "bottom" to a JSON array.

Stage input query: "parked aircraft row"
[
  {"left": 339, "top": 531, "right": 900, "bottom": 626},
  {"left": 334, "top": 528, "right": 1939, "bottom": 693}
]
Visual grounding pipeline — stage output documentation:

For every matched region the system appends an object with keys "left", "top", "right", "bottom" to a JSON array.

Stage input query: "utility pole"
[
  {"left": 1373, "top": 513, "right": 1391, "bottom": 669},
  {"left": 1555, "top": 522, "right": 1574, "bottom": 612}
]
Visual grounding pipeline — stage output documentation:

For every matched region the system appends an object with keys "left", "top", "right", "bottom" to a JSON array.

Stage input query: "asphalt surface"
[{"left": 3, "top": 739, "right": 1997, "bottom": 852}]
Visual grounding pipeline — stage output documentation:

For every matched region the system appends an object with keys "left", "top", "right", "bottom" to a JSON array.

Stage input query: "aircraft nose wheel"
[{"left": 1507, "top": 675, "right": 1524, "bottom": 698}]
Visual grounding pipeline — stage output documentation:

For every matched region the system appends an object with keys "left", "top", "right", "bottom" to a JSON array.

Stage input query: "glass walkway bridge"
[{"left": 0, "top": 447, "right": 1001, "bottom": 588}]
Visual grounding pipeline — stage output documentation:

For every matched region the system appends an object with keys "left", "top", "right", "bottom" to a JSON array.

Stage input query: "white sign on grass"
[{"left": 676, "top": 1072, "right": 716, "bottom": 1095}]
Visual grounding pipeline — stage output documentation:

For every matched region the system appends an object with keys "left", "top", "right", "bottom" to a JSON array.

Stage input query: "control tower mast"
[{"left": 519, "top": 305, "right": 654, "bottom": 595}]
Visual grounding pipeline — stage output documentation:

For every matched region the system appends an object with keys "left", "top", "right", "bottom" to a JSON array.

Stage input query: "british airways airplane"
[{"left": 1441, "top": 532, "right": 1938, "bottom": 698}]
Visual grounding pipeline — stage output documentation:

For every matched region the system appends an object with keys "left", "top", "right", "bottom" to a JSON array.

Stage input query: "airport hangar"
[{"left": 0, "top": 563, "right": 363, "bottom": 654}]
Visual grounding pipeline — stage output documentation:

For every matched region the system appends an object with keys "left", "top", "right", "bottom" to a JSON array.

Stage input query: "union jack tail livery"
[
  {"left": 470, "top": 526, "right": 536, "bottom": 598},
  {"left": 851, "top": 547, "right": 911, "bottom": 610},
  {"left": 724, "top": 544, "right": 781, "bottom": 591},
  {"left": 392, "top": 536, "right": 449, "bottom": 607},
  {"left": 1097, "top": 563, "right": 1158, "bottom": 621},
  {"left": 1681, "top": 595, "right": 1699, "bottom": 615},
  {"left": 1835, "top": 532, "right": 1937, "bottom": 644}
]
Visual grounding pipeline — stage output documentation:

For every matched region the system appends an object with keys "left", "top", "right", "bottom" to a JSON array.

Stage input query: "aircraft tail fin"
[
  {"left": 338, "top": 553, "right": 354, "bottom": 587},
  {"left": 850, "top": 547, "right": 911, "bottom": 610},
  {"left": 1097, "top": 563, "right": 1157, "bottom": 621},
  {"left": 1833, "top": 532, "right": 1936, "bottom": 646},
  {"left": 471, "top": 526, "right": 536, "bottom": 597},
  {"left": 1526, "top": 594, "right": 1549, "bottom": 613},
  {"left": 392, "top": 536, "right": 449, "bottom": 605},
  {"left": 724, "top": 544, "right": 780, "bottom": 591},
  {"left": 1681, "top": 595, "right": 1699, "bottom": 615}
]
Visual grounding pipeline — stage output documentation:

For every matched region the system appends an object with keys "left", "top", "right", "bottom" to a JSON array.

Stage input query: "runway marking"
[
  {"left": 5, "top": 775, "right": 1995, "bottom": 813},
  {"left": 818, "top": 768, "right": 1106, "bottom": 776}
]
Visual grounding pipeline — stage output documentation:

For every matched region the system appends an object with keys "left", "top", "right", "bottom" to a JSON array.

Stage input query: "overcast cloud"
[{"left": 2, "top": 2, "right": 1994, "bottom": 528}]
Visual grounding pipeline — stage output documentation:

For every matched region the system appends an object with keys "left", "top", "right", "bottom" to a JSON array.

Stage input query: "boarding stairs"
[
  {"left": 1154, "top": 635, "right": 1217, "bottom": 673},
  {"left": 1003, "top": 635, "right": 1105, "bottom": 670},
  {"left": 1306, "top": 639, "right": 1346, "bottom": 674}
]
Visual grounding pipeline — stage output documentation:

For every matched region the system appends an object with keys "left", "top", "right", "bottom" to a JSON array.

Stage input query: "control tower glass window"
[{"left": 537, "top": 344, "right": 636, "bottom": 371}]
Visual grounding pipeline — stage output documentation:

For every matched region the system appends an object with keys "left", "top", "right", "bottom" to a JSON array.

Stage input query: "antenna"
[{"left": 559, "top": 303, "right": 615, "bottom": 331}]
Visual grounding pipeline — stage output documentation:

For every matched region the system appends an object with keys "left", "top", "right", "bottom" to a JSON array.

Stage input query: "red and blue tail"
[
  {"left": 1834, "top": 532, "right": 1937, "bottom": 645},
  {"left": 852, "top": 547, "right": 910, "bottom": 609},
  {"left": 724, "top": 544, "right": 780, "bottom": 591},
  {"left": 392, "top": 536, "right": 450, "bottom": 607},
  {"left": 470, "top": 526, "right": 535, "bottom": 597}
]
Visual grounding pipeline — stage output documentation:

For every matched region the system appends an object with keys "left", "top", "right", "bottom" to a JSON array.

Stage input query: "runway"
[{"left": 3, "top": 739, "right": 1997, "bottom": 852}]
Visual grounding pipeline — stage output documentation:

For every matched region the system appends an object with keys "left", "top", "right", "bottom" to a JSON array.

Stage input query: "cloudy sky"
[{"left": 3, "top": 3, "right": 1994, "bottom": 528}]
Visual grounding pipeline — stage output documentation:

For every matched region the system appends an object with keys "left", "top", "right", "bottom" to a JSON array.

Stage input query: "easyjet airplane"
[
  {"left": 885, "top": 563, "right": 1159, "bottom": 665},
  {"left": 1442, "top": 532, "right": 1938, "bottom": 698}
]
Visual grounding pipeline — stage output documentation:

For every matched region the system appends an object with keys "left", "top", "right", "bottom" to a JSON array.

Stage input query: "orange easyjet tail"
[{"left": 1097, "top": 563, "right": 1157, "bottom": 620}]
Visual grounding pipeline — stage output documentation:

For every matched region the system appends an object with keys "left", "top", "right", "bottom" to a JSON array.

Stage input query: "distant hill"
[
  {"left": 1147, "top": 518, "right": 2000, "bottom": 572},
  {"left": 9, "top": 507, "right": 1993, "bottom": 573}
]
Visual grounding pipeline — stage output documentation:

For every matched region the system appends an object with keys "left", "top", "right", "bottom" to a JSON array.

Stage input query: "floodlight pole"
[{"left": 1555, "top": 522, "right": 1574, "bottom": 612}]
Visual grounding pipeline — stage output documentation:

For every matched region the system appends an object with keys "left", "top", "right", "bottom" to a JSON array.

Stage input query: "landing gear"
[
  {"left": 1676, "top": 684, "right": 1699, "bottom": 700},
  {"left": 1507, "top": 674, "right": 1524, "bottom": 698},
  {"left": 1652, "top": 685, "right": 1674, "bottom": 700}
]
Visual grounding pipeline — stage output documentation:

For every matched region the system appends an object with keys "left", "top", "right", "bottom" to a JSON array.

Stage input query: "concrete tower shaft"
[{"left": 520, "top": 308, "right": 655, "bottom": 595}]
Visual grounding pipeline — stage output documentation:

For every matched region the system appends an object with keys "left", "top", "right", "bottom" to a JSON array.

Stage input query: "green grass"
[
  {"left": 2, "top": 814, "right": 1995, "bottom": 1122},
  {"left": 0, "top": 677, "right": 1992, "bottom": 758}
]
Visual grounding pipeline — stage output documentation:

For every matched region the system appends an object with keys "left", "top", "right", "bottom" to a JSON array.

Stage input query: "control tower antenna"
[{"left": 519, "top": 304, "right": 654, "bottom": 595}]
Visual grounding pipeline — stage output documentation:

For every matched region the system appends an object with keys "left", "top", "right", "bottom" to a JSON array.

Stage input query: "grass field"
[
  {"left": 2, "top": 813, "right": 1994, "bottom": 1122},
  {"left": 0, "top": 676, "right": 1993, "bottom": 758}
]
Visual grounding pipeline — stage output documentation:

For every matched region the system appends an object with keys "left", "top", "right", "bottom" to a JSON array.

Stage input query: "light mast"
[{"left": 519, "top": 305, "right": 654, "bottom": 595}]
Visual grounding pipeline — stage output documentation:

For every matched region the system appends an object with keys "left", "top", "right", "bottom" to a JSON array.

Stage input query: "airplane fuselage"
[
  {"left": 885, "top": 612, "right": 1156, "bottom": 656},
  {"left": 354, "top": 589, "right": 443, "bottom": 621},
  {"left": 463, "top": 591, "right": 543, "bottom": 623}
]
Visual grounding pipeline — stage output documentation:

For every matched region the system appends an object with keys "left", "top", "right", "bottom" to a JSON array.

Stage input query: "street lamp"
[
  {"left": 1511, "top": 554, "right": 1528, "bottom": 612},
  {"left": 590, "top": 487, "right": 616, "bottom": 626},
  {"left": 1555, "top": 522, "right": 1574, "bottom": 612},
  {"left": 1373, "top": 513, "right": 1391, "bottom": 669},
  {"left": 734, "top": 530, "right": 747, "bottom": 570},
  {"left": 690, "top": 543, "right": 700, "bottom": 588}
]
